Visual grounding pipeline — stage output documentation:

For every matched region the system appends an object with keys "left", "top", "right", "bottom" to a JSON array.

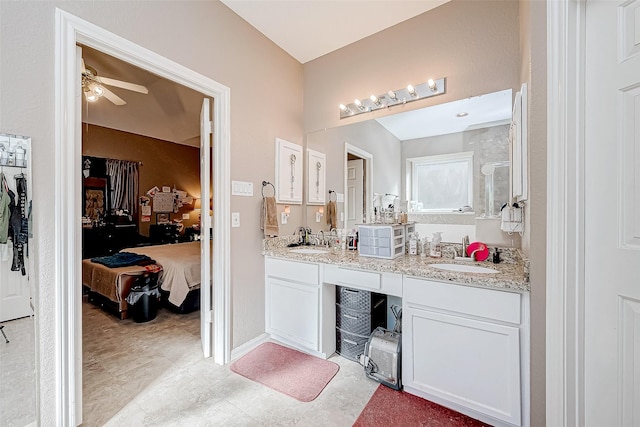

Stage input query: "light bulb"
[
  {"left": 339, "top": 104, "right": 347, "bottom": 111},
  {"left": 92, "top": 84, "right": 104, "bottom": 97},
  {"left": 407, "top": 84, "right": 416, "bottom": 97},
  {"left": 354, "top": 99, "right": 363, "bottom": 107},
  {"left": 427, "top": 79, "right": 437, "bottom": 91},
  {"left": 370, "top": 94, "right": 381, "bottom": 106},
  {"left": 387, "top": 90, "right": 397, "bottom": 101},
  {"left": 85, "top": 92, "right": 98, "bottom": 102}
]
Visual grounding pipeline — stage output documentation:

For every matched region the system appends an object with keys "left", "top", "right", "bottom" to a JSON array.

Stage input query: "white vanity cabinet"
[
  {"left": 265, "top": 257, "right": 335, "bottom": 358},
  {"left": 402, "top": 277, "right": 529, "bottom": 427}
]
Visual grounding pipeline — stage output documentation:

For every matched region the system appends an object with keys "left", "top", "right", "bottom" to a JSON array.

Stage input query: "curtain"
[{"left": 106, "top": 159, "right": 139, "bottom": 215}]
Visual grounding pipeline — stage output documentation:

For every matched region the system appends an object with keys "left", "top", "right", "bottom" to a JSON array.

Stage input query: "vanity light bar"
[{"left": 338, "top": 77, "right": 446, "bottom": 119}]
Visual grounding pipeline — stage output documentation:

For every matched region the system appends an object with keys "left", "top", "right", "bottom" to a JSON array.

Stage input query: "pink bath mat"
[
  {"left": 230, "top": 342, "right": 339, "bottom": 402},
  {"left": 354, "top": 384, "right": 490, "bottom": 426}
]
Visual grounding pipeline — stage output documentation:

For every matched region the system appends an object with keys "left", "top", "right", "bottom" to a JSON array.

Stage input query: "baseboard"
[{"left": 230, "top": 332, "right": 270, "bottom": 361}]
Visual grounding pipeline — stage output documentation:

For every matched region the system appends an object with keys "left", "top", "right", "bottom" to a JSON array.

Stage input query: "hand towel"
[
  {"left": 261, "top": 196, "right": 279, "bottom": 237},
  {"left": 326, "top": 200, "right": 337, "bottom": 229}
]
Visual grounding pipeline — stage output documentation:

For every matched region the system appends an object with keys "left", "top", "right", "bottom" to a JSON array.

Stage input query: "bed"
[{"left": 82, "top": 241, "right": 202, "bottom": 319}]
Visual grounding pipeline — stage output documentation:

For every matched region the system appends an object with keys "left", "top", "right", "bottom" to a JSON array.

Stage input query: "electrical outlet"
[
  {"left": 232, "top": 212, "right": 240, "bottom": 227},
  {"left": 281, "top": 212, "right": 288, "bottom": 224},
  {"left": 340, "top": 212, "right": 344, "bottom": 222},
  {"left": 182, "top": 213, "right": 190, "bottom": 219}
]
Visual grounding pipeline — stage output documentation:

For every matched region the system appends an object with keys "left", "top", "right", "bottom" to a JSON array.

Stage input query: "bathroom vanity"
[{"left": 263, "top": 244, "right": 529, "bottom": 427}]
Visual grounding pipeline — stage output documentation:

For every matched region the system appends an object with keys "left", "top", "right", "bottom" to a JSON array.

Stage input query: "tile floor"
[
  {"left": 82, "top": 300, "right": 379, "bottom": 426},
  {"left": 0, "top": 316, "right": 37, "bottom": 427}
]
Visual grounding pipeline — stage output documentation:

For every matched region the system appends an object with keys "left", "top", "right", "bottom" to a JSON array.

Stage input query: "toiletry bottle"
[
  {"left": 409, "top": 232, "right": 418, "bottom": 255},
  {"left": 429, "top": 232, "right": 442, "bottom": 257},
  {"left": 420, "top": 237, "right": 428, "bottom": 258}
]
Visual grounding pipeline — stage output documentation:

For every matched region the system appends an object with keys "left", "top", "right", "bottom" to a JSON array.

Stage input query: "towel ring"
[
  {"left": 328, "top": 190, "right": 337, "bottom": 201},
  {"left": 261, "top": 181, "right": 275, "bottom": 198}
]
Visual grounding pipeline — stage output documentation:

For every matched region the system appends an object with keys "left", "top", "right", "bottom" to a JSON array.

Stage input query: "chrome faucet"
[
  {"left": 462, "top": 235, "right": 470, "bottom": 258},
  {"left": 468, "top": 248, "right": 482, "bottom": 261},
  {"left": 317, "top": 230, "right": 325, "bottom": 246}
]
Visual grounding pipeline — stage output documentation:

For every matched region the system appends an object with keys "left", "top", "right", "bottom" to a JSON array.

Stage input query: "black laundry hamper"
[{"left": 126, "top": 273, "right": 160, "bottom": 323}]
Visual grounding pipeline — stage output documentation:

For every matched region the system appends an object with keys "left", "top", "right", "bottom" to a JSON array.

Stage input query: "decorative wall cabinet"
[
  {"left": 307, "top": 148, "right": 326, "bottom": 205},
  {"left": 275, "top": 138, "right": 303, "bottom": 204}
]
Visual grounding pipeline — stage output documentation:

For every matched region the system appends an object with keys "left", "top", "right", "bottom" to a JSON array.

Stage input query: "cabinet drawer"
[
  {"left": 325, "top": 265, "right": 381, "bottom": 290},
  {"left": 404, "top": 277, "right": 521, "bottom": 324},
  {"left": 336, "top": 305, "right": 373, "bottom": 336},
  {"left": 265, "top": 257, "right": 319, "bottom": 285}
]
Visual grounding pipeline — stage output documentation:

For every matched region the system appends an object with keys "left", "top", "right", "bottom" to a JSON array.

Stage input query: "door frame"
[
  {"left": 54, "top": 9, "right": 231, "bottom": 426},
  {"left": 343, "top": 143, "right": 372, "bottom": 227},
  {"left": 546, "top": 0, "right": 586, "bottom": 425}
]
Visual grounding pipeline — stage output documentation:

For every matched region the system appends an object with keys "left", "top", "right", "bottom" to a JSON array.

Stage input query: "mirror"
[{"left": 305, "top": 89, "right": 518, "bottom": 245}]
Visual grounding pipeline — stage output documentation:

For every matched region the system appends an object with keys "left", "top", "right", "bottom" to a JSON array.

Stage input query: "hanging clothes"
[
  {"left": 0, "top": 173, "right": 10, "bottom": 244},
  {"left": 8, "top": 174, "right": 27, "bottom": 275}
]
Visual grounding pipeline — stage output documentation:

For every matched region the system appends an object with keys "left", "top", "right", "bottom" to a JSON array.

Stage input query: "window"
[{"left": 408, "top": 152, "right": 474, "bottom": 212}]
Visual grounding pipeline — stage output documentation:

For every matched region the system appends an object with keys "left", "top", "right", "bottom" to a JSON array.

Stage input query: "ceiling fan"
[{"left": 81, "top": 59, "right": 149, "bottom": 105}]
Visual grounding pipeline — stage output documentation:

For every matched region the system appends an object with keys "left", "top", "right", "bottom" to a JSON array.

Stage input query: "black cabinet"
[
  {"left": 149, "top": 224, "right": 180, "bottom": 244},
  {"left": 82, "top": 223, "right": 139, "bottom": 259}
]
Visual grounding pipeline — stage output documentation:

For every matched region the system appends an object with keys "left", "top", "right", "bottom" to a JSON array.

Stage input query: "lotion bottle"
[{"left": 429, "top": 232, "right": 442, "bottom": 257}]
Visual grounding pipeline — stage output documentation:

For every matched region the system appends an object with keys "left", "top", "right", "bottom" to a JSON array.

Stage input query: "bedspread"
[{"left": 125, "top": 241, "right": 201, "bottom": 307}]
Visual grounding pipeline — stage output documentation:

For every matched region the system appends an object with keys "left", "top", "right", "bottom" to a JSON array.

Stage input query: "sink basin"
[
  {"left": 430, "top": 263, "right": 499, "bottom": 274},
  {"left": 289, "top": 248, "right": 330, "bottom": 255}
]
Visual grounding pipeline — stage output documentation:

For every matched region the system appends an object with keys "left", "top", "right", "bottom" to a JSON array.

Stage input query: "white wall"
[{"left": 0, "top": 1, "right": 303, "bottom": 423}]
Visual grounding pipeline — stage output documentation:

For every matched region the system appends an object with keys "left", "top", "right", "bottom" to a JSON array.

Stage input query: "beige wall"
[
  {"left": 303, "top": 0, "right": 521, "bottom": 133},
  {"left": 302, "top": 1, "right": 550, "bottom": 425},
  {"left": 0, "top": 1, "right": 303, "bottom": 422},
  {"left": 82, "top": 125, "right": 201, "bottom": 236},
  {"left": 305, "top": 120, "right": 402, "bottom": 230},
  {"left": 519, "top": 1, "right": 548, "bottom": 426}
]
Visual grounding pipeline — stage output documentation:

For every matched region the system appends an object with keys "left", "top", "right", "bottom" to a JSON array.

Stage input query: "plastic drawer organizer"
[
  {"left": 358, "top": 224, "right": 406, "bottom": 259},
  {"left": 335, "top": 286, "right": 386, "bottom": 361}
]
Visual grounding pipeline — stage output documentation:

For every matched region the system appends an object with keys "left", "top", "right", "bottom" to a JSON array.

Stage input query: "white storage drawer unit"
[{"left": 358, "top": 224, "right": 405, "bottom": 259}]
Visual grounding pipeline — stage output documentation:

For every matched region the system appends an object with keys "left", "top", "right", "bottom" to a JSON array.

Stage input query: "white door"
[
  {"left": 347, "top": 159, "right": 363, "bottom": 230},
  {"left": 200, "top": 98, "right": 213, "bottom": 357},
  {"left": 584, "top": 1, "right": 640, "bottom": 424}
]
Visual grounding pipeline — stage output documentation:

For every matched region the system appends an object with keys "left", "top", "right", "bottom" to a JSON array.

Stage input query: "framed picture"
[
  {"left": 156, "top": 213, "right": 170, "bottom": 224},
  {"left": 307, "top": 148, "right": 326, "bottom": 205},
  {"left": 83, "top": 177, "right": 110, "bottom": 220},
  {"left": 275, "top": 138, "right": 303, "bottom": 204}
]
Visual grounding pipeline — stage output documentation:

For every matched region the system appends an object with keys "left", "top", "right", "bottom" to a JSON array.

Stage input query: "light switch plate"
[
  {"left": 336, "top": 192, "right": 344, "bottom": 202},
  {"left": 281, "top": 212, "right": 288, "bottom": 224},
  {"left": 232, "top": 212, "right": 240, "bottom": 227},
  {"left": 232, "top": 181, "right": 254, "bottom": 196}
]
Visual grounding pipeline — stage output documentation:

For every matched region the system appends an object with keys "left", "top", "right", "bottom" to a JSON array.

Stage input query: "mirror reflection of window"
[{"left": 410, "top": 152, "right": 473, "bottom": 212}]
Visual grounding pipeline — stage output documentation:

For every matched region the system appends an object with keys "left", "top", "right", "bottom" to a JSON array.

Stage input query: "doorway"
[
  {"left": 344, "top": 143, "right": 373, "bottom": 229},
  {"left": 55, "top": 9, "right": 230, "bottom": 426}
]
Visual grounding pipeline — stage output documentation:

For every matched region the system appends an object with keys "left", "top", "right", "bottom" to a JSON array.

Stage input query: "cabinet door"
[
  {"left": 403, "top": 307, "right": 521, "bottom": 426},
  {"left": 266, "top": 277, "right": 319, "bottom": 351}
]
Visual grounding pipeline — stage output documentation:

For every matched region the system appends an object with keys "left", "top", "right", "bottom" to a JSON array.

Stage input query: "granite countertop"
[{"left": 263, "top": 240, "right": 529, "bottom": 293}]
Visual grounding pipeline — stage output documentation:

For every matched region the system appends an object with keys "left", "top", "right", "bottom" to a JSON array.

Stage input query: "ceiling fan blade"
[
  {"left": 98, "top": 76, "right": 149, "bottom": 94},
  {"left": 102, "top": 87, "right": 127, "bottom": 106},
  {"left": 81, "top": 58, "right": 87, "bottom": 73}
]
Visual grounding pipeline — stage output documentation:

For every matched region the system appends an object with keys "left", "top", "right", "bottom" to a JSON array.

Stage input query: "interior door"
[
  {"left": 584, "top": 1, "right": 640, "bottom": 424},
  {"left": 347, "top": 159, "right": 364, "bottom": 230},
  {"left": 200, "top": 98, "right": 213, "bottom": 357}
]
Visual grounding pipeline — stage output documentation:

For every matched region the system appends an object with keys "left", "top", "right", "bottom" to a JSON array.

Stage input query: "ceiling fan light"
[
  {"left": 92, "top": 84, "right": 104, "bottom": 97},
  {"left": 85, "top": 91, "right": 98, "bottom": 102}
]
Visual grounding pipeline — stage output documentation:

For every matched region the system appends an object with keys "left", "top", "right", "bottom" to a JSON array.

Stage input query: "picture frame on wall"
[
  {"left": 307, "top": 148, "right": 326, "bottom": 205},
  {"left": 156, "top": 213, "right": 170, "bottom": 224},
  {"left": 83, "top": 177, "right": 110, "bottom": 220},
  {"left": 275, "top": 137, "right": 303, "bottom": 204}
]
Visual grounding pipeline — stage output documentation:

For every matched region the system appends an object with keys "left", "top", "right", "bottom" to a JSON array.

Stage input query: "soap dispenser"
[{"left": 429, "top": 232, "right": 442, "bottom": 257}]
